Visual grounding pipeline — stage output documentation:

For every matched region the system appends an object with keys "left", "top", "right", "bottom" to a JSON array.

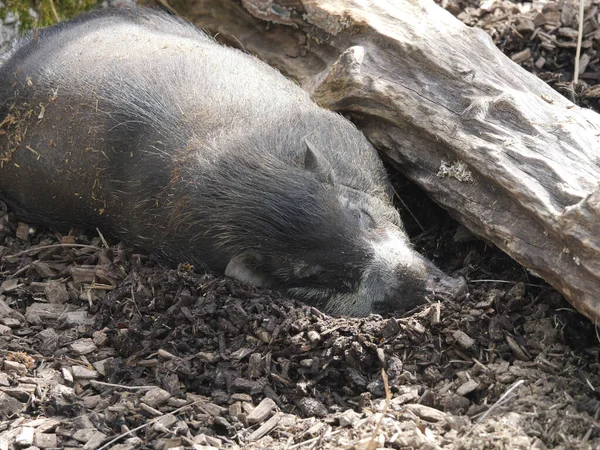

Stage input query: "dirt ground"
[{"left": 0, "top": 1, "right": 599, "bottom": 449}]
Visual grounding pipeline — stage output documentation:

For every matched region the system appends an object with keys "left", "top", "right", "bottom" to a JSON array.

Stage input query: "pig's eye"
[
  {"left": 296, "top": 265, "right": 325, "bottom": 279},
  {"left": 356, "top": 208, "right": 376, "bottom": 229}
]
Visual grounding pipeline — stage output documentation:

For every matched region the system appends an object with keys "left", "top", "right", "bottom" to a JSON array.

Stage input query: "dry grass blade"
[
  {"left": 464, "top": 379, "right": 526, "bottom": 438},
  {"left": 574, "top": 0, "right": 586, "bottom": 83}
]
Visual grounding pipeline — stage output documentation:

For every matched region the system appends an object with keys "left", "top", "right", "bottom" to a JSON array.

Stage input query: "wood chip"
[
  {"left": 246, "top": 412, "right": 281, "bottom": 442},
  {"left": 44, "top": 281, "right": 69, "bottom": 304},
  {"left": 71, "top": 366, "right": 99, "bottom": 380},
  {"left": 70, "top": 267, "right": 96, "bottom": 285},
  {"left": 70, "top": 338, "right": 98, "bottom": 356},
  {"left": 456, "top": 379, "right": 479, "bottom": 396},
  {"left": 511, "top": 48, "right": 531, "bottom": 63},
  {"left": 404, "top": 404, "right": 447, "bottom": 422},
  {"left": 4, "top": 360, "right": 28, "bottom": 376},
  {"left": 151, "top": 413, "right": 177, "bottom": 431},
  {"left": 15, "top": 427, "right": 35, "bottom": 447},
  {"left": 452, "top": 330, "right": 475, "bottom": 349},
  {"left": 246, "top": 397, "right": 277, "bottom": 424},
  {"left": 139, "top": 402, "right": 162, "bottom": 416},
  {"left": 82, "top": 431, "right": 107, "bottom": 450},
  {"left": 0, "top": 317, "right": 20, "bottom": 328},
  {"left": 157, "top": 349, "right": 177, "bottom": 359},
  {"left": 34, "top": 432, "right": 58, "bottom": 449},
  {"left": 1, "top": 279, "right": 20, "bottom": 294},
  {"left": 32, "top": 260, "right": 56, "bottom": 278},
  {"left": 506, "top": 335, "right": 530, "bottom": 361},
  {"left": 141, "top": 388, "right": 172, "bottom": 408},
  {"left": 15, "top": 222, "right": 30, "bottom": 241},
  {"left": 25, "top": 303, "right": 68, "bottom": 321}
]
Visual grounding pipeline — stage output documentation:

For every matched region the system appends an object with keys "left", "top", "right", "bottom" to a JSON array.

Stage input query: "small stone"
[
  {"left": 279, "top": 413, "right": 297, "bottom": 428},
  {"left": 297, "top": 397, "right": 327, "bottom": 418},
  {"left": 535, "top": 57, "right": 546, "bottom": 69},
  {"left": 246, "top": 398, "right": 276, "bottom": 424},
  {"left": 442, "top": 394, "right": 470, "bottom": 415},
  {"left": 381, "top": 318, "right": 401, "bottom": 338},
  {"left": 338, "top": 409, "right": 360, "bottom": 427},
  {"left": 92, "top": 331, "right": 109, "bottom": 347},
  {"left": 141, "top": 388, "right": 172, "bottom": 408},
  {"left": 515, "top": 18, "right": 535, "bottom": 34},
  {"left": 307, "top": 330, "right": 321, "bottom": 343},
  {"left": 0, "top": 324, "right": 11, "bottom": 335},
  {"left": 70, "top": 338, "right": 97, "bottom": 356},
  {"left": 62, "top": 367, "right": 74, "bottom": 384}
]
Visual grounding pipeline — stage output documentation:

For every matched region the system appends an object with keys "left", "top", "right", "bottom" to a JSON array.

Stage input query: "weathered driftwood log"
[{"left": 171, "top": 0, "right": 600, "bottom": 322}]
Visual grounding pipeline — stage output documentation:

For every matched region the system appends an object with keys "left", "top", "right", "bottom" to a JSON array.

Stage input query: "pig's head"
[{"left": 205, "top": 139, "right": 466, "bottom": 316}]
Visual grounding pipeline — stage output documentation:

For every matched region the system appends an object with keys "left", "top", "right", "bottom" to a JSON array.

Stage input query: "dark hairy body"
[{"left": 0, "top": 7, "right": 464, "bottom": 315}]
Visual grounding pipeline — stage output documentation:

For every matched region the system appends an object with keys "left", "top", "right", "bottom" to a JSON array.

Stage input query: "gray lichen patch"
[{"left": 437, "top": 160, "right": 474, "bottom": 183}]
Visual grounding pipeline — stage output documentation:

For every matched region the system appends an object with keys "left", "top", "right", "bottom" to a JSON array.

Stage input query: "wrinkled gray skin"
[{"left": 0, "top": 7, "right": 465, "bottom": 316}]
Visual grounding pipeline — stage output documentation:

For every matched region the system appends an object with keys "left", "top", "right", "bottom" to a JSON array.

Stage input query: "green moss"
[{"left": 1, "top": 0, "right": 104, "bottom": 33}]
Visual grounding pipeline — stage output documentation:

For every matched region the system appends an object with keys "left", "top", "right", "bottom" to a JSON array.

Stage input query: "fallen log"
[{"left": 171, "top": 0, "right": 600, "bottom": 322}]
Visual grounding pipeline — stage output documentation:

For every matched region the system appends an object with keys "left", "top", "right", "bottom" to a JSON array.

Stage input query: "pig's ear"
[
  {"left": 225, "top": 251, "right": 273, "bottom": 288},
  {"left": 304, "top": 139, "right": 335, "bottom": 185}
]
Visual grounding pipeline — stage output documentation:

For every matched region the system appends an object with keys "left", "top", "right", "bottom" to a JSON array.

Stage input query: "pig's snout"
[
  {"left": 421, "top": 258, "right": 467, "bottom": 300},
  {"left": 321, "top": 228, "right": 466, "bottom": 316},
  {"left": 373, "top": 250, "right": 467, "bottom": 314}
]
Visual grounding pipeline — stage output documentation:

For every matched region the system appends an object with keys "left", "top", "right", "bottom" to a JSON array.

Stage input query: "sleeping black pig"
[{"left": 0, "top": 7, "right": 465, "bottom": 315}]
